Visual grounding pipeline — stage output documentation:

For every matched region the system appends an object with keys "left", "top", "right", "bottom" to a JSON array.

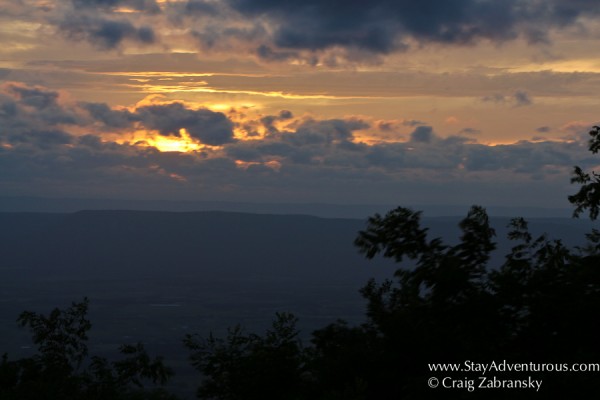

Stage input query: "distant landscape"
[
  {"left": 0, "top": 196, "right": 574, "bottom": 218},
  {"left": 0, "top": 206, "right": 594, "bottom": 398},
  {"left": 4, "top": 1, "right": 600, "bottom": 397}
]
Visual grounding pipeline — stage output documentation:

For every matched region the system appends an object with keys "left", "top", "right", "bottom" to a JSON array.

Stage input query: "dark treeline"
[{"left": 2, "top": 126, "right": 600, "bottom": 399}]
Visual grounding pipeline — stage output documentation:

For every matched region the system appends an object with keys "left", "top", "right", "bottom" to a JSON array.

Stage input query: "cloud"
[
  {"left": 402, "top": 119, "right": 426, "bottom": 127},
  {"left": 222, "top": 0, "right": 600, "bottom": 56},
  {"left": 220, "top": 112, "right": 587, "bottom": 180},
  {"left": 4, "top": 82, "right": 59, "bottom": 110},
  {"left": 482, "top": 93, "right": 508, "bottom": 104},
  {"left": 14, "top": 129, "right": 74, "bottom": 149},
  {"left": 256, "top": 45, "right": 301, "bottom": 63},
  {"left": 81, "top": 99, "right": 236, "bottom": 145},
  {"left": 80, "top": 102, "right": 137, "bottom": 129},
  {"left": 513, "top": 90, "right": 533, "bottom": 107},
  {"left": 135, "top": 103, "right": 235, "bottom": 146},
  {"left": 481, "top": 90, "right": 534, "bottom": 107},
  {"left": 410, "top": 126, "right": 435, "bottom": 143},
  {"left": 459, "top": 128, "right": 481, "bottom": 135},
  {"left": 536, "top": 126, "right": 551, "bottom": 133},
  {"left": 260, "top": 110, "right": 294, "bottom": 135},
  {"left": 463, "top": 141, "right": 578, "bottom": 174},
  {"left": 70, "top": 0, "right": 162, "bottom": 14},
  {"left": 58, "top": 14, "right": 156, "bottom": 49},
  {"left": 190, "top": 23, "right": 267, "bottom": 52},
  {"left": 0, "top": 84, "right": 84, "bottom": 154},
  {"left": 283, "top": 118, "right": 368, "bottom": 146},
  {"left": 1, "top": 82, "right": 596, "bottom": 207},
  {"left": 183, "top": 0, "right": 220, "bottom": 16},
  {"left": 23, "top": 0, "right": 598, "bottom": 63},
  {"left": 0, "top": 82, "right": 84, "bottom": 131}
]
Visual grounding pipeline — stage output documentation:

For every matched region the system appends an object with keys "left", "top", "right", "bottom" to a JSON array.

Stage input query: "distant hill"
[
  {"left": 0, "top": 209, "right": 593, "bottom": 281},
  {"left": 0, "top": 196, "right": 572, "bottom": 218},
  {"left": 0, "top": 210, "right": 396, "bottom": 280}
]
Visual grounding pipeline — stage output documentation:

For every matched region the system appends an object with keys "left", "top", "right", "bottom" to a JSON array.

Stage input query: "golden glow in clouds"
[{"left": 124, "top": 128, "right": 202, "bottom": 152}]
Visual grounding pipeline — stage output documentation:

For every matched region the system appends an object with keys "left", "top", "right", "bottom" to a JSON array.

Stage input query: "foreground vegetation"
[{"left": 2, "top": 127, "right": 600, "bottom": 399}]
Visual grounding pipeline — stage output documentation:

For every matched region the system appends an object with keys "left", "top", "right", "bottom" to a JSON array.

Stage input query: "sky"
[{"left": 2, "top": 0, "right": 600, "bottom": 210}]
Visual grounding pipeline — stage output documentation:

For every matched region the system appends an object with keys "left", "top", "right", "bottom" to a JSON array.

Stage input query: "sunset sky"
[{"left": 2, "top": 0, "right": 600, "bottom": 209}]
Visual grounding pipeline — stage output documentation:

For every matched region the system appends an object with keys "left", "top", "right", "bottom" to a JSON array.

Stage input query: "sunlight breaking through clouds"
[{"left": 2, "top": 1, "right": 600, "bottom": 207}]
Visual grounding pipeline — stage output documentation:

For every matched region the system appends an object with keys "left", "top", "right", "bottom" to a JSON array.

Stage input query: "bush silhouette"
[
  {"left": 0, "top": 298, "right": 178, "bottom": 400},
  {"left": 186, "top": 125, "right": 600, "bottom": 399}
]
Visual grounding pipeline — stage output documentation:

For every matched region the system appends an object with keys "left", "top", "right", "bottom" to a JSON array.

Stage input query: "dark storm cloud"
[
  {"left": 0, "top": 83, "right": 86, "bottom": 153},
  {"left": 256, "top": 45, "right": 301, "bottom": 63},
  {"left": 79, "top": 100, "right": 236, "bottom": 145},
  {"left": 27, "top": 0, "right": 600, "bottom": 58},
  {"left": 410, "top": 126, "right": 434, "bottom": 143},
  {"left": 184, "top": 0, "right": 220, "bottom": 16},
  {"left": 11, "top": 129, "right": 73, "bottom": 149},
  {"left": 283, "top": 119, "right": 368, "bottom": 146},
  {"left": 5, "top": 83, "right": 59, "bottom": 109},
  {"left": 72, "top": 0, "right": 121, "bottom": 7},
  {"left": 228, "top": 0, "right": 399, "bottom": 53},
  {"left": 79, "top": 102, "right": 137, "bottom": 129},
  {"left": 0, "top": 100, "right": 18, "bottom": 119},
  {"left": 462, "top": 140, "right": 578, "bottom": 173},
  {"left": 225, "top": 117, "right": 369, "bottom": 166},
  {"left": 365, "top": 144, "right": 406, "bottom": 168},
  {"left": 80, "top": 98, "right": 237, "bottom": 146},
  {"left": 225, "top": 144, "right": 264, "bottom": 162},
  {"left": 216, "top": 111, "right": 592, "bottom": 178},
  {"left": 353, "top": 135, "right": 586, "bottom": 176},
  {"left": 0, "top": 83, "right": 83, "bottom": 128},
  {"left": 58, "top": 14, "right": 156, "bottom": 49},
  {"left": 224, "top": 0, "right": 600, "bottom": 54},
  {"left": 260, "top": 110, "right": 294, "bottom": 135},
  {"left": 135, "top": 103, "right": 235, "bottom": 146},
  {"left": 191, "top": 24, "right": 266, "bottom": 51}
]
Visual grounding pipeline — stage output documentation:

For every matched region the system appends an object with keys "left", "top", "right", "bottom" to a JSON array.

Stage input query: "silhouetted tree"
[
  {"left": 184, "top": 312, "right": 308, "bottom": 400},
  {"left": 569, "top": 125, "right": 600, "bottom": 220},
  {"left": 0, "top": 298, "right": 177, "bottom": 400},
  {"left": 183, "top": 124, "right": 600, "bottom": 399},
  {"left": 351, "top": 205, "right": 503, "bottom": 398},
  {"left": 351, "top": 206, "right": 600, "bottom": 398}
]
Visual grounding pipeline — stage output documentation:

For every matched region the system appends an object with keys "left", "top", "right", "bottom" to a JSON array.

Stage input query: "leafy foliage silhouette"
[
  {"left": 569, "top": 125, "right": 600, "bottom": 220},
  {"left": 184, "top": 125, "right": 600, "bottom": 399},
  {"left": 184, "top": 312, "right": 309, "bottom": 400},
  {"left": 0, "top": 298, "right": 177, "bottom": 400}
]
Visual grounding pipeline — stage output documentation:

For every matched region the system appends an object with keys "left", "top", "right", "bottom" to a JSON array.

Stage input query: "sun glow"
[
  {"left": 113, "top": 7, "right": 138, "bottom": 13},
  {"left": 150, "top": 136, "right": 200, "bottom": 152},
  {"left": 125, "top": 129, "right": 203, "bottom": 152}
]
